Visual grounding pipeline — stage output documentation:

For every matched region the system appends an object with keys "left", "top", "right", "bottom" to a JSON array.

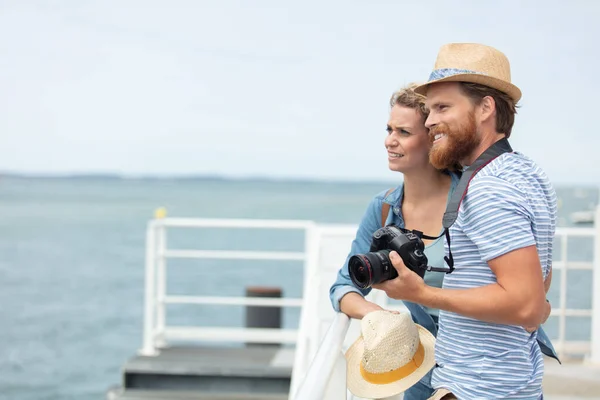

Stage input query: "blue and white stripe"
[{"left": 431, "top": 152, "right": 557, "bottom": 399}]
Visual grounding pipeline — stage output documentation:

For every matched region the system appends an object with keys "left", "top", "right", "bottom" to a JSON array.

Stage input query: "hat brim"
[
  {"left": 414, "top": 73, "right": 522, "bottom": 102},
  {"left": 345, "top": 325, "right": 436, "bottom": 399}
]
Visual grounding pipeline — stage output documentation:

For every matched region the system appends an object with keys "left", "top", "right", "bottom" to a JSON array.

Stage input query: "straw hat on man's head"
[
  {"left": 414, "top": 43, "right": 522, "bottom": 102},
  {"left": 345, "top": 310, "right": 436, "bottom": 399}
]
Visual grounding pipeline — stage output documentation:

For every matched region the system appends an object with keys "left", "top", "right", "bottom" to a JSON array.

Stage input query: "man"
[{"left": 374, "top": 43, "right": 558, "bottom": 399}]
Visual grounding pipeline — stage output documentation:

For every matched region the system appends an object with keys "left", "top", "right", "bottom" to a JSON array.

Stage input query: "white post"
[
  {"left": 155, "top": 223, "right": 167, "bottom": 347},
  {"left": 590, "top": 204, "right": 600, "bottom": 364},
  {"left": 558, "top": 235, "right": 568, "bottom": 359},
  {"left": 292, "top": 313, "right": 351, "bottom": 400},
  {"left": 323, "top": 350, "right": 348, "bottom": 400},
  {"left": 141, "top": 223, "right": 157, "bottom": 356},
  {"left": 289, "top": 223, "right": 320, "bottom": 400}
]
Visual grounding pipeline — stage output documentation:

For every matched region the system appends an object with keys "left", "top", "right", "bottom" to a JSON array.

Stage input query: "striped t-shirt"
[{"left": 431, "top": 152, "right": 557, "bottom": 399}]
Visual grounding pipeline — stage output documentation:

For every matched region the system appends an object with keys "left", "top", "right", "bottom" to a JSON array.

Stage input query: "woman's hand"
[{"left": 339, "top": 292, "right": 398, "bottom": 319}]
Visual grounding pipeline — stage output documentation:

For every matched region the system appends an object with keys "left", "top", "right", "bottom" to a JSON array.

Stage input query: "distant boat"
[{"left": 570, "top": 210, "right": 595, "bottom": 224}]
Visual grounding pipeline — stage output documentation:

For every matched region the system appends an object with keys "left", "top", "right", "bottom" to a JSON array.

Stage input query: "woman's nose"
[{"left": 385, "top": 135, "right": 398, "bottom": 148}]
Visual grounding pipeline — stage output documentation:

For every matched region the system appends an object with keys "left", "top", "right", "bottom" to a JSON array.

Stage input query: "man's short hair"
[{"left": 459, "top": 83, "right": 518, "bottom": 138}]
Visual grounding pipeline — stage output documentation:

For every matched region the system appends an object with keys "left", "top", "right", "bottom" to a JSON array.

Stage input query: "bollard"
[{"left": 245, "top": 286, "right": 282, "bottom": 347}]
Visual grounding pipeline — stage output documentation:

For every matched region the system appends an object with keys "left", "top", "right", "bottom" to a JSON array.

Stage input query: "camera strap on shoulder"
[{"left": 440, "top": 137, "right": 513, "bottom": 271}]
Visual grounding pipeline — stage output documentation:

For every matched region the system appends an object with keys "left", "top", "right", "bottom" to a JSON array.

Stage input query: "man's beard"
[{"left": 429, "top": 111, "right": 479, "bottom": 170}]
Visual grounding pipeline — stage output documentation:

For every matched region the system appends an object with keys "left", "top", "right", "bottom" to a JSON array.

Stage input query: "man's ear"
[{"left": 479, "top": 96, "right": 496, "bottom": 123}]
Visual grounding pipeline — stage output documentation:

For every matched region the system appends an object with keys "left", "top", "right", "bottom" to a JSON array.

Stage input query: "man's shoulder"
[
  {"left": 459, "top": 152, "right": 557, "bottom": 223},
  {"left": 472, "top": 152, "right": 554, "bottom": 193}
]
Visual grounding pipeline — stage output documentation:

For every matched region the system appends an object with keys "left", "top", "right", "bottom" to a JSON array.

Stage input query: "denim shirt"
[{"left": 328, "top": 172, "right": 560, "bottom": 362}]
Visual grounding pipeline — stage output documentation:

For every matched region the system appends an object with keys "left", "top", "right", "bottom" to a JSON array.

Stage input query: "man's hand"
[
  {"left": 372, "top": 251, "right": 426, "bottom": 302},
  {"left": 523, "top": 270, "right": 553, "bottom": 332},
  {"left": 524, "top": 300, "right": 551, "bottom": 333}
]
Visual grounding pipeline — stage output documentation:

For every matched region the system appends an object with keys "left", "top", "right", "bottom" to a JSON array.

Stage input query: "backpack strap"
[{"left": 381, "top": 188, "right": 395, "bottom": 227}]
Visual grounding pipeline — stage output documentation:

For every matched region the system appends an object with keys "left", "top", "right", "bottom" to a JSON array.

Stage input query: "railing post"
[
  {"left": 288, "top": 222, "right": 320, "bottom": 400},
  {"left": 141, "top": 222, "right": 158, "bottom": 356},
  {"left": 558, "top": 234, "right": 568, "bottom": 359},
  {"left": 323, "top": 350, "right": 348, "bottom": 400},
  {"left": 155, "top": 222, "right": 167, "bottom": 347},
  {"left": 292, "top": 313, "right": 351, "bottom": 400},
  {"left": 590, "top": 205, "right": 600, "bottom": 364}
]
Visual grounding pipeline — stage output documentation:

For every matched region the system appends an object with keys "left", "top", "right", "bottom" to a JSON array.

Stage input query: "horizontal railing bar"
[
  {"left": 149, "top": 218, "right": 592, "bottom": 235},
  {"left": 162, "top": 326, "right": 298, "bottom": 344},
  {"left": 554, "top": 227, "right": 595, "bottom": 236},
  {"left": 163, "top": 249, "right": 306, "bottom": 261},
  {"left": 163, "top": 295, "right": 303, "bottom": 307},
  {"left": 550, "top": 309, "right": 593, "bottom": 317},
  {"left": 552, "top": 261, "right": 593, "bottom": 270},
  {"left": 152, "top": 218, "right": 315, "bottom": 229}
]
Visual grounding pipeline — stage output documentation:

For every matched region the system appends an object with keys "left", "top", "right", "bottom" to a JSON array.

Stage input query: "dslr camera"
[{"left": 348, "top": 225, "right": 429, "bottom": 289}]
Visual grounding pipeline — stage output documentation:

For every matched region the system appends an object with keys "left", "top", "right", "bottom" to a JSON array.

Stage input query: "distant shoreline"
[
  {"left": 0, "top": 171, "right": 400, "bottom": 186},
  {"left": 1, "top": 171, "right": 598, "bottom": 188}
]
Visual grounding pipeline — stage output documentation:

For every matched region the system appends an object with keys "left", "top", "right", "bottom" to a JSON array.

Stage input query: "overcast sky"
[{"left": 1, "top": 0, "right": 598, "bottom": 184}]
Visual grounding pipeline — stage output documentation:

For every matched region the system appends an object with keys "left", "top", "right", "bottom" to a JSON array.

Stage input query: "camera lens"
[
  {"left": 348, "top": 255, "right": 373, "bottom": 289},
  {"left": 348, "top": 250, "right": 395, "bottom": 289}
]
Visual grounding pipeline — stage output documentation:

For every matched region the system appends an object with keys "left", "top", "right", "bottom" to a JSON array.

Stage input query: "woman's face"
[{"left": 384, "top": 105, "right": 431, "bottom": 173}]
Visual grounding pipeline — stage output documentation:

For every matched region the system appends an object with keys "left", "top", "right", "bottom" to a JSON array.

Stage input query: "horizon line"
[{"left": 1, "top": 170, "right": 598, "bottom": 188}]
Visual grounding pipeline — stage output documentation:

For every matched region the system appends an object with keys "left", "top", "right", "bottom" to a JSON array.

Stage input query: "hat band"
[
  {"left": 428, "top": 67, "right": 487, "bottom": 82},
  {"left": 359, "top": 342, "right": 425, "bottom": 384}
]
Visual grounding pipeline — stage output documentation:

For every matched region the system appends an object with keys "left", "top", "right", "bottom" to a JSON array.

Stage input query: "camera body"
[{"left": 348, "top": 225, "right": 428, "bottom": 289}]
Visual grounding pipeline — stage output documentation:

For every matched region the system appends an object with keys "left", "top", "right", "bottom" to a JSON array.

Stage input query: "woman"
[{"left": 329, "top": 83, "right": 460, "bottom": 400}]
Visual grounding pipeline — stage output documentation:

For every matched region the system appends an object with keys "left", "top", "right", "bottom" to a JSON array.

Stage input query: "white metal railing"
[
  {"left": 551, "top": 226, "right": 596, "bottom": 359},
  {"left": 292, "top": 205, "right": 600, "bottom": 399},
  {"left": 592, "top": 205, "right": 600, "bottom": 364},
  {"left": 138, "top": 206, "right": 600, "bottom": 398},
  {"left": 292, "top": 313, "right": 350, "bottom": 400},
  {"left": 140, "top": 214, "right": 316, "bottom": 356}
]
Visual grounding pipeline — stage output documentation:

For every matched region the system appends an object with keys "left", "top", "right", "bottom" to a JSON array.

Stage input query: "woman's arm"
[
  {"left": 339, "top": 292, "right": 384, "bottom": 319},
  {"left": 329, "top": 189, "right": 393, "bottom": 318}
]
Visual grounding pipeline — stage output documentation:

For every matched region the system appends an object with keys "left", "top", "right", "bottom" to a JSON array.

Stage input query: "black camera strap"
[{"left": 404, "top": 137, "right": 513, "bottom": 273}]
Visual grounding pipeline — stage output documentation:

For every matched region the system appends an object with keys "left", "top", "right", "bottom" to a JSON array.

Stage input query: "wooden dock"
[{"left": 106, "top": 345, "right": 294, "bottom": 400}]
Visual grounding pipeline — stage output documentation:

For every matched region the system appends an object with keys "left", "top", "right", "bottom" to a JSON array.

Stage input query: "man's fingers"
[{"left": 389, "top": 251, "right": 407, "bottom": 273}]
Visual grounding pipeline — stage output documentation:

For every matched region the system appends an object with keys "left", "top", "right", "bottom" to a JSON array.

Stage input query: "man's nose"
[{"left": 425, "top": 112, "right": 438, "bottom": 130}]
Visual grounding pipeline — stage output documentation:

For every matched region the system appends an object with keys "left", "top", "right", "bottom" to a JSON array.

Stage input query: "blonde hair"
[{"left": 389, "top": 82, "right": 429, "bottom": 122}]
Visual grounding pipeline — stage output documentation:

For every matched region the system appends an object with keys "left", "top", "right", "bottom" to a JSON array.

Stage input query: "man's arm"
[
  {"left": 375, "top": 248, "right": 548, "bottom": 327},
  {"left": 417, "top": 245, "right": 547, "bottom": 326}
]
